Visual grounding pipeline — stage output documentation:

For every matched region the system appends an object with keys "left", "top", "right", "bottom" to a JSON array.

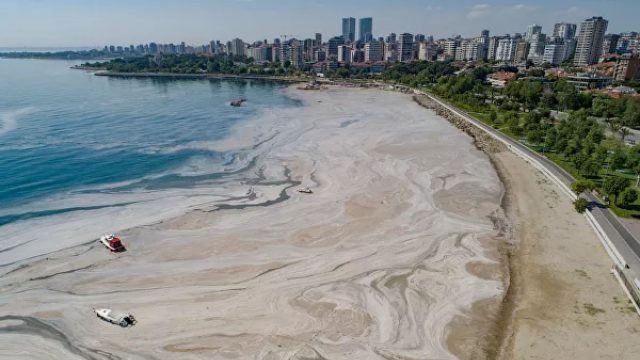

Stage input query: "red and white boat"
[{"left": 99, "top": 234, "right": 126, "bottom": 252}]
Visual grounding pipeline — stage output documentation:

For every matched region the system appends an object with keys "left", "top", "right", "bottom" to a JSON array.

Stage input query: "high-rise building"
[
  {"left": 443, "top": 39, "right": 459, "bottom": 58},
  {"left": 602, "top": 34, "right": 620, "bottom": 55},
  {"left": 384, "top": 42, "right": 398, "bottom": 62},
  {"left": 328, "top": 36, "right": 345, "bottom": 58},
  {"left": 574, "top": 16, "right": 608, "bottom": 65},
  {"left": 291, "top": 43, "right": 303, "bottom": 68},
  {"left": 616, "top": 32, "right": 639, "bottom": 53},
  {"left": 386, "top": 33, "right": 397, "bottom": 44},
  {"left": 461, "top": 41, "right": 484, "bottom": 61},
  {"left": 614, "top": 53, "right": 640, "bottom": 81},
  {"left": 359, "top": 17, "right": 373, "bottom": 42},
  {"left": 229, "top": 38, "right": 245, "bottom": 57},
  {"left": 303, "top": 38, "right": 315, "bottom": 62},
  {"left": 527, "top": 33, "right": 547, "bottom": 63},
  {"left": 337, "top": 45, "right": 352, "bottom": 63},
  {"left": 526, "top": 24, "right": 542, "bottom": 41},
  {"left": 342, "top": 17, "right": 356, "bottom": 43},
  {"left": 364, "top": 40, "right": 383, "bottom": 62},
  {"left": 351, "top": 49, "right": 365, "bottom": 63},
  {"left": 478, "top": 30, "right": 490, "bottom": 60},
  {"left": 553, "top": 23, "right": 577, "bottom": 40},
  {"left": 418, "top": 42, "right": 437, "bottom": 61},
  {"left": 398, "top": 33, "right": 414, "bottom": 62},
  {"left": 315, "top": 33, "right": 322, "bottom": 46},
  {"left": 496, "top": 37, "right": 518, "bottom": 62},
  {"left": 542, "top": 41, "right": 567, "bottom": 65},
  {"left": 515, "top": 40, "right": 530, "bottom": 63},
  {"left": 487, "top": 37, "right": 500, "bottom": 61}
]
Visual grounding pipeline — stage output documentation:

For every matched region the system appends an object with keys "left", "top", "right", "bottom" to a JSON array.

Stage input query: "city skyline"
[{"left": 1, "top": 0, "right": 640, "bottom": 47}]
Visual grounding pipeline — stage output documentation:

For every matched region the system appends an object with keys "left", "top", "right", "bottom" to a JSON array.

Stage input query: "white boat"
[
  {"left": 99, "top": 234, "right": 126, "bottom": 252},
  {"left": 297, "top": 187, "right": 313, "bottom": 194},
  {"left": 94, "top": 308, "right": 136, "bottom": 327}
]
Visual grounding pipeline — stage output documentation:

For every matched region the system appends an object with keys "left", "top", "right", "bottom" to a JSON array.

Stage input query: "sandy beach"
[
  {"left": 492, "top": 151, "right": 640, "bottom": 360},
  {"left": 0, "top": 87, "right": 506, "bottom": 359},
  {"left": 2, "top": 85, "right": 638, "bottom": 359}
]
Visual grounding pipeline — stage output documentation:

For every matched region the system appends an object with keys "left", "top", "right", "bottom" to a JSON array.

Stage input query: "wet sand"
[{"left": 0, "top": 87, "right": 507, "bottom": 359}]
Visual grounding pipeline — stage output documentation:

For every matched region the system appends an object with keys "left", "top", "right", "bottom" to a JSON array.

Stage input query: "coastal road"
[{"left": 420, "top": 91, "right": 640, "bottom": 285}]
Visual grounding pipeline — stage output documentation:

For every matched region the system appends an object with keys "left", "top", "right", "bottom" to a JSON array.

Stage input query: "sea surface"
[{"left": 0, "top": 58, "right": 298, "bottom": 263}]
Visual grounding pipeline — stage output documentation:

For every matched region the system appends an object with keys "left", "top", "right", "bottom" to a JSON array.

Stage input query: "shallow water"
[{"left": 0, "top": 59, "right": 298, "bottom": 262}]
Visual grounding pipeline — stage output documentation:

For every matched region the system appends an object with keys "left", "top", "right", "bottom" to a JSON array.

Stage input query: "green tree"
[
  {"left": 574, "top": 198, "right": 589, "bottom": 213},
  {"left": 572, "top": 179, "right": 596, "bottom": 195},
  {"left": 507, "top": 116, "right": 522, "bottom": 135},
  {"left": 580, "top": 160, "right": 601, "bottom": 177},
  {"left": 526, "top": 129, "right": 544, "bottom": 144},
  {"left": 541, "top": 93, "right": 557, "bottom": 109},
  {"left": 543, "top": 127, "right": 558, "bottom": 151},
  {"left": 602, "top": 177, "right": 630, "bottom": 203},
  {"left": 618, "top": 188, "right": 638, "bottom": 208},
  {"left": 609, "top": 149, "right": 627, "bottom": 172},
  {"left": 336, "top": 67, "right": 350, "bottom": 79},
  {"left": 489, "top": 110, "right": 498, "bottom": 123},
  {"left": 623, "top": 99, "right": 640, "bottom": 127}
]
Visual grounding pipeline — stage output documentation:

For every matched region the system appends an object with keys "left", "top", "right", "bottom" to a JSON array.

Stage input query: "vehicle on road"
[{"left": 297, "top": 187, "right": 313, "bottom": 194}]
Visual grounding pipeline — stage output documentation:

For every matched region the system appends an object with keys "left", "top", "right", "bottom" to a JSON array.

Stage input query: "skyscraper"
[
  {"left": 315, "top": 33, "right": 322, "bottom": 46},
  {"left": 553, "top": 23, "right": 577, "bottom": 40},
  {"left": 574, "top": 17, "right": 608, "bottom": 65},
  {"left": 496, "top": 37, "right": 518, "bottom": 62},
  {"left": 229, "top": 38, "right": 245, "bottom": 57},
  {"left": 526, "top": 24, "right": 542, "bottom": 41},
  {"left": 527, "top": 33, "right": 547, "bottom": 63},
  {"left": 359, "top": 17, "right": 373, "bottom": 42},
  {"left": 342, "top": 17, "right": 356, "bottom": 43},
  {"left": 398, "top": 33, "right": 414, "bottom": 62}
]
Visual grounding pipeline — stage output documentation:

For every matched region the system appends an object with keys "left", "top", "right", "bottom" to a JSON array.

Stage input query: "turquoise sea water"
[{"left": 0, "top": 59, "right": 298, "bottom": 228}]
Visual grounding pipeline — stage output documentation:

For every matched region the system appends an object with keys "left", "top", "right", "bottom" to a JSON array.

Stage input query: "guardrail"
[{"left": 416, "top": 90, "right": 628, "bottom": 270}]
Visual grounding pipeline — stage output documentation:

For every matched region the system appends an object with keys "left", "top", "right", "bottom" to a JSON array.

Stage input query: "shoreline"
[
  {"left": 412, "top": 94, "right": 640, "bottom": 358},
  {"left": 71, "top": 66, "right": 308, "bottom": 83},
  {"left": 3, "top": 79, "right": 637, "bottom": 358},
  {"left": 0, "top": 86, "right": 506, "bottom": 359},
  {"left": 413, "top": 95, "right": 514, "bottom": 359}
]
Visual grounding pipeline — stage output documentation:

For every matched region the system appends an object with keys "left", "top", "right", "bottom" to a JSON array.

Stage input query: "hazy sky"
[{"left": 1, "top": 0, "right": 638, "bottom": 47}]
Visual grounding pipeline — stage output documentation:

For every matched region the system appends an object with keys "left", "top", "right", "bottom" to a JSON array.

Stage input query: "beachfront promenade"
[{"left": 419, "top": 90, "right": 640, "bottom": 313}]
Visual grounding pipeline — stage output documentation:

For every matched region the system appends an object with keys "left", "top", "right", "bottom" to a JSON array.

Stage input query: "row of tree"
[
  {"left": 83, "top": 54, "right": 302, "bottom": 76},
  {"left": 380, "top": 61, "right": 640, "bottom": 215}
]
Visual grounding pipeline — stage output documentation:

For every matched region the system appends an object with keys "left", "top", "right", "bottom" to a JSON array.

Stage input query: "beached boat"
[
  {"left": 99, "top": 234, "right": 126, "bottom": 252},
  {"left": 297, "top": 187, "right": 313, "bottom": 194},
  {"left": 94, "top": 308, "right": 136, "bottom": 327}
]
